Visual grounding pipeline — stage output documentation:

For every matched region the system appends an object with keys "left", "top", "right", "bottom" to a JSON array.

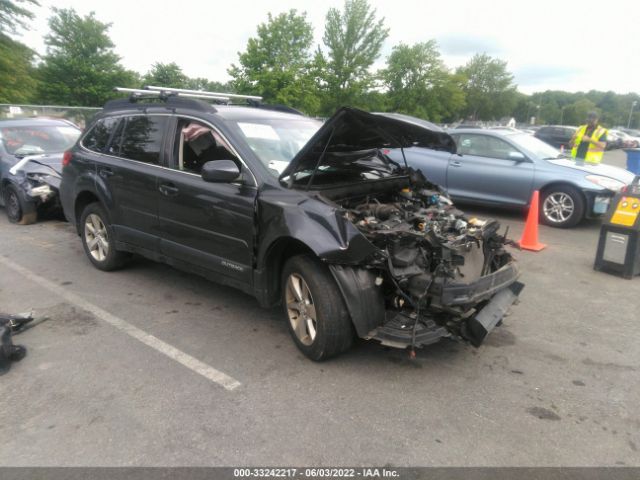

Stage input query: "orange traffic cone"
[{"left": 518, "top": 190, "right": 546, "bottom": 251}]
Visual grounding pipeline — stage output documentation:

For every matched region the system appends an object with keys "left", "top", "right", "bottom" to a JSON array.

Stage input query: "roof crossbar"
[
  {"left": 114, "top": 87, "right": 230, "bottom": 102},
  {"left": 145, "top": 85, "right": 262, "bottom": 102}
]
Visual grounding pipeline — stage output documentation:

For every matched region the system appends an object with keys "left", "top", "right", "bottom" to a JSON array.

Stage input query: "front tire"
[
  {"left": 80, "top": 202, "right": 128, "bottom": 271},
  {"left": 281, "top": 255, "right": 354, "bottom": 361},
  {"left": 540, "top": 185, "right": 585, "bottom": 228},
  {"left": 3, "top": 185, "right": 37, "bottom": 225}
]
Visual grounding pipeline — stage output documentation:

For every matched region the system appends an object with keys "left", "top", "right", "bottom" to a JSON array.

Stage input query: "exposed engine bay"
[
  {"left": 333, "top": 169, "right": 522, "bottom": 349},
  {"left": 279, "top": 107, "right": 523, "bottom": 352}
]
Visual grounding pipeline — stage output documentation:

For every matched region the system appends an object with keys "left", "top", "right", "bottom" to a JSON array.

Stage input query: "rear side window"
[
  {"left": 82, "top": 117, "right": 119, "bottom": 153},
  {"left": 119, "top": 115, "right": 168, "bottom": 165}
]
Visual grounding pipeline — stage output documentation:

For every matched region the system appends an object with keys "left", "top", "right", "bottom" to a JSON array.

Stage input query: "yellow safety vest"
[{"left": 571, "top": 124, "right": 607, "bottom": 164}]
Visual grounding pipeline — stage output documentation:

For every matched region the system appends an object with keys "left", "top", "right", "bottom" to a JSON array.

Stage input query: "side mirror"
[
  {"left": 201, "top": 160, "right": 241, "bottom": 183},
  {"left": 508, "top": 151, "right": 526, "bottom": 162}
]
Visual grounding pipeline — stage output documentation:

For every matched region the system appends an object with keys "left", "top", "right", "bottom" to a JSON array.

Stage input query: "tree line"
[{"left": 1, "top": 0, "right": 638, "bottom": 127}]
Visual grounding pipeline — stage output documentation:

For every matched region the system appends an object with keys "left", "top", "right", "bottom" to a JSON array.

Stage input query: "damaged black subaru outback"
[{"left": 60, "top": 93, "right": 523, "bottom": 360}]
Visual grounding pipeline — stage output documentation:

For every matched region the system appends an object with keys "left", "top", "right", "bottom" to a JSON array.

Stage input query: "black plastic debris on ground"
[{"left": 0, "top": 312, "right": 33, "bottom": 374}]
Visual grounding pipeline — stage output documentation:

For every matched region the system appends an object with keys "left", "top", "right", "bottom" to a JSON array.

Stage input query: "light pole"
[{"left": 628, "top": 100, "right": 638, "bottom": 129}]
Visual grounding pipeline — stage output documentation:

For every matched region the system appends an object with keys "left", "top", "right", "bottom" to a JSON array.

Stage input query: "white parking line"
[{"left": 0, "top": 255, "right": 242, "bottom": 391}]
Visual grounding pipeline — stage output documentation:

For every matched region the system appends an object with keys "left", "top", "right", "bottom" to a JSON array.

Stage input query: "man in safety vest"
[{"left": 570, "top": 111, "right": 608, "bottom": 164}]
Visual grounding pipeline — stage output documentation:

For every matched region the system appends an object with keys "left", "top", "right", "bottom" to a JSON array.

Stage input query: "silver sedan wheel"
[
  {"left": 84, "top": 213, "right": 109, "bottom": 262},
  {"left": 285, "top": 273, "right": 317, "bottom": 346},
  {"left": 543, "top": 192, "right": 575, "bottom": 224}
]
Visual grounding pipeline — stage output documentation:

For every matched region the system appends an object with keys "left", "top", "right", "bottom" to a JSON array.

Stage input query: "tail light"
[{"left": 62, "top": 150, "right": 72, "bottom": 168}]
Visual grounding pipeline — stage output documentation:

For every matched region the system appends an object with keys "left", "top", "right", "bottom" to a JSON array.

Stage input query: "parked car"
[
  {"left": 606, "top": 129, "right": 625, "bottom": 150},
  {"left": 534, "top": 125, "right": 578, "bottom": 149},
  {"left": 386, "top": 117, "right": 635, "bottom": 228},
  {"left": 0, "top": 118, "right": 81, "bottom": 224},
  {"left": 60, "top": 95, "right": 523, "bottom": 360},
  {"left": 615, "top": 129, "right": 640, "bottom": 148}
]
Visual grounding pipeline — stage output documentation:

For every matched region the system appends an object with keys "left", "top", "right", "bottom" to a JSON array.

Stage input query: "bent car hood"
[
  {"left": 8, "top": 153, "right": 63, "bottom": 177},
  {"left": 279, "top": 107, "right": 455, "bottom": 180},
  {"left": 547, "top": 158, "right": 636, "bottom": 184}
]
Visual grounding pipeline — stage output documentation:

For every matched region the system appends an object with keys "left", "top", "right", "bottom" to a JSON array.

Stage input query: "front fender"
[{"left": 256, "top": 187, "right": 378, "bottom": 268}]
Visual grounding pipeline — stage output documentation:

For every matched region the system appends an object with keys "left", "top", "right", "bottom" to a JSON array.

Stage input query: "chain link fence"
[{"left": 0, "top": 104, "right": 102, "bottom": 130}]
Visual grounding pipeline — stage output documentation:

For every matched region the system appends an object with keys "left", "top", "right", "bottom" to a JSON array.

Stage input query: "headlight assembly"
[{"left": 585, "top": 175, "right": 626, "bottom": 192}]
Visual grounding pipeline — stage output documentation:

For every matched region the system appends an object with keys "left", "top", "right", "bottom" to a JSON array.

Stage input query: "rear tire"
[
  {"left": 281, "top": 255, "right": 354, "bottom": 361},
  {"left": 80, "top": 202, "right": 128, "bottom": 271},
  {"left": 540, "top": 185, "right": 585, "bottom": 228},
  {"left": 3, "top": 185, "right": 37, "bottom": 225}
]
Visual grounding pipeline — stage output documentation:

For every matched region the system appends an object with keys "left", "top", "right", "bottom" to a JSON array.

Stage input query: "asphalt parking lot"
[{"left": 0, "top": 149, "right": 638, "bottom": 467}]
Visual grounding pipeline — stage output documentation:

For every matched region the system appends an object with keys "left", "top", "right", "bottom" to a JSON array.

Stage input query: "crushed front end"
[
  {"left": 337, "top": 172, "right": 523, "bottom": 350},
  {"left": 7, "top": 156, "right": 62, "bottom": 210},
  {"left": 279, "top": 107, "right": 524, "bottom": 351}
]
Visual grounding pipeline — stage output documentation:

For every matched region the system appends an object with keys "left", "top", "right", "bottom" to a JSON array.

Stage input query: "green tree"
[
  {"left": 320, "top": 0, "right": 389, "bottom": 113},
  {"left": 184, "top": 77, "right": 234, "bottom": 93},
  {"left": 0, "top": 0, "right": 39, "bottom": 34},
  {"left": 0, "top": 0, "right": 39, "bottom": 103},
  {"left": 563, "top": 98, "right": 597, "bottom": 126},
  {"left": 228, "top": 10, "right": 320, "bottom": 114},
  {"left": 456, "top": 53, "right": 517, "bottom": 120},
  {"left": 381, "top": 41, "right": 465, "bottom": 122},
  {"left": 36, "top": 8, "right": 136, "bottom": 106},
  {"left": 0, "top": 34, "right": 38, "bottom": 103},
  {"left": 142, "top": 62, "right": 188, "bottom": 88}
]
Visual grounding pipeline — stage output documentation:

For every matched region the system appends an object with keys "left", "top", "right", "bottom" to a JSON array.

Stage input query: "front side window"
[
  {"left": 173, "top": 119, "right": 239, "bottom": 175},
  {"left": 456, "top": 134, "right": 522, "bottom": 160},
  {"left": 118, "top": 116, "right": 168, "bottom": 165},
  {"left": 2, "top": 124, "right": 80, "bottom": 156}
]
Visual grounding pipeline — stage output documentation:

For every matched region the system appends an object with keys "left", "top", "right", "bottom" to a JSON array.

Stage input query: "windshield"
[
  {"left": 0, "top": 124, "right": 81, "bottom": 157},
  {"left": 231, "top": 118, "right": 321, "bottom": 176},
  {"left": 509, "top": 133, "right": 563, "bottom": 159}
]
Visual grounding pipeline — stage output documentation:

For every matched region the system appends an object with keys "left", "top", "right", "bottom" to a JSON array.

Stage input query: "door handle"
[
  {"left": 451, "top": 161, "right": 462, "bottom": 167},
  {"left": 159, "top": 183, "right": 179, "bottom": 196},
  {"left": 98, "top": 167, "right": 114, "bottom": 178}
]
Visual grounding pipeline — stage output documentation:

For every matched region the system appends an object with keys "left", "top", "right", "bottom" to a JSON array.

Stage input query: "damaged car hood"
[
  {"left": 8, "top": 153, "right": 63, "bottom": 190},
  {"left": 9, "top": 153, "right": 63, "bottom": 177},
  {"left": 279, "top": 107, "right": 456, "bottom": 182}
]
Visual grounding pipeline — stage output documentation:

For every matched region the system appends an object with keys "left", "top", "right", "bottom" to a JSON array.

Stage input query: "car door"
[
  {"left": 97, "top": 114, "right": 169, "bottom": 249},
  {"left": 447, "top": 133, "right": 535, "bottom": 206},
  {"left": 157, "top": 116, "right": 257, "bottom": 286},
  {"left": 392, "top": 147, "right": 452, "bottom": 189}
]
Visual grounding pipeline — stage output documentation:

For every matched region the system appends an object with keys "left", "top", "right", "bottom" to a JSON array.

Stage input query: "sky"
[{"left": 14, "top": 0, "right": 640, "bottom": 95}]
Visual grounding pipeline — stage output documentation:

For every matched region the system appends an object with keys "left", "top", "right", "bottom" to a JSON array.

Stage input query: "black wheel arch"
[{"left": 255, "top": 235, "right": 386, "bottom": 339}]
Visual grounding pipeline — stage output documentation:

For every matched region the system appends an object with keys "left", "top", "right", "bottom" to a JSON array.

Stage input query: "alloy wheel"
[
  {"left": 84, "top": 213, "right": 110, "bottom": 262},
  {"left": 543, "top": 192, "right": 575, "bottom": 224},
  {"left": 285, "top": 273, "right": 317, "bottom": 346}
]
